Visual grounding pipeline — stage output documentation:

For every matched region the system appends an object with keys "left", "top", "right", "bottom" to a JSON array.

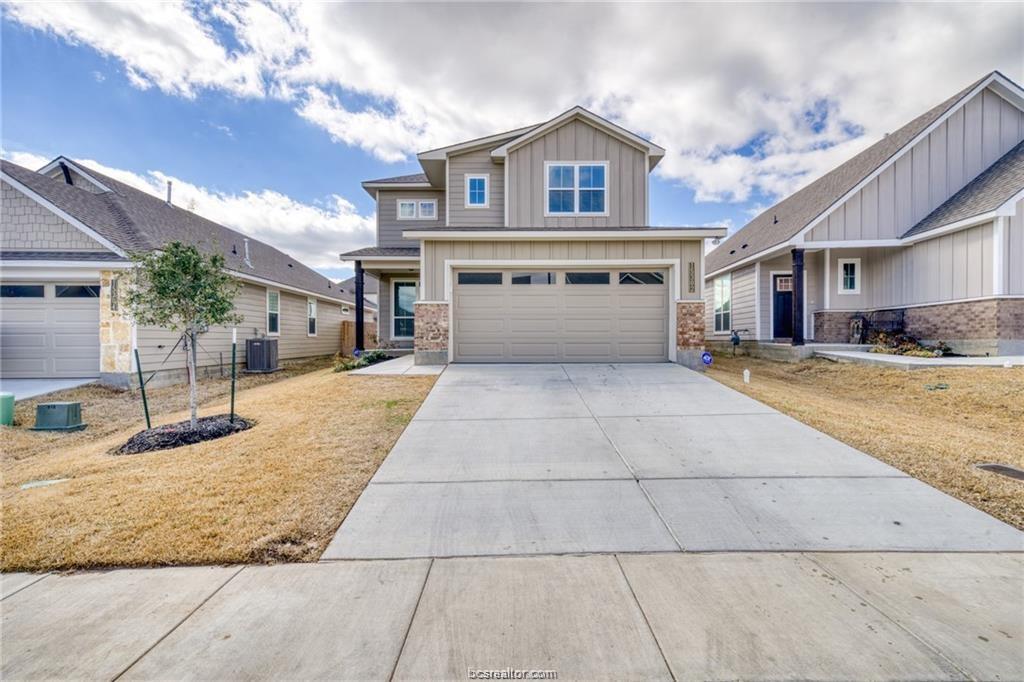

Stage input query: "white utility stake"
[
  {"left": 232, "top": 328, "right": 237, "bottom": 343},
  {"left": 743, "top": 369, "right": 751, "bottom": 384}
]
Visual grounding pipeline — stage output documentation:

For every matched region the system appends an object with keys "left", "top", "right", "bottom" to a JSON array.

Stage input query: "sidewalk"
[
  {"left": 3, "top": 552, "right": 1022, "bottom": 680},
  {"left": 816, "top": 350, "right": 1024, "bottom": 370}
]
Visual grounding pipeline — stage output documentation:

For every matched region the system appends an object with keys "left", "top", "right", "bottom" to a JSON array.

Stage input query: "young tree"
[{"left": 121, "top": 242, "right": 241, "bottom": 429}]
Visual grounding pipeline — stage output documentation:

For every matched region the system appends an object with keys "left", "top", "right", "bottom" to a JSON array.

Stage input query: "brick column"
[
  {"left": 675, "top": 300, "right": 705, "bottom": 370},
  {"left": 99, "top": 269, "right": 135, "bottom": 388},
  {"left": 414, "top": 302, "right": 449, "bottom": 365}
]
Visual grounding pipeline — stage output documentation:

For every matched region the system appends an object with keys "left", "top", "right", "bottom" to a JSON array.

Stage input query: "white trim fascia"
[
  {"left": 38, "top": 157, "right": 114, "bottom": 193},
  {"left": 444, "top": 158, "right": 450, "bottom": 226},
  {"left": 230, "top": 270, "right": 351, "bottom": 305},
  {"left": 820, "top": 293, "right": 1024, "bottom": 313},
  {"left": 0, "top": 260, "right": 130, "bottom": 271},
  {"left": 265, "top": 288, "right": 281, "bottom": 336},
  {"left": 705, "top": 242, "right": 790, "bottom": 279},
  {"left": 403, "top": 228, "right": 726, "bottom": 241},
  {"left": 361, "top": 182, "right": 433, "bottom": 192},
  {"left": 543, "top": 161, "right": 610, "bottom": 218},
  {"left": 753, "top": 261, "right": 762, "bottom": 340},
  {"left": 503, "top": 161, "right": 509, "bottom": 227},
  {"left": 644, "top": 151, "right": 650, "bottom": 225},
  {"left": 418, "top": 126, "right": 537, "bottom": 161},
  {"left": 803, "top": 269, "right": 811, "bottom": 341},
  {"left": 464, "top": 173, "right": 490, "bottom": 209},
  {"left": 341, "top": 255, "right": 420, "bottom": 263},
  {"left": 490, "top": 106, "right": 666, "bottom": 161},
  {"left": 823, "top": 248, "right": 831, "bottom": 310},
  {"left": 993, "top": 217, "right": 1007, "bottom": 296},
  {"left": 836, "top": 257, "right": 862, "bottom": 295},
  {"left": 0, "top": 170, "right": 128, "bottom": 257},
  {"left": 0, "top": 265, "right": 111, "bottom": 281},
  {"left": 390, "top": 278, "right": 417, "bottom": 341},
  {"left": 802, "top": 239, "right": 903, "bottom": 249},
  {"left": 768, "top": 270, "right": 793, "bottom": 339},
  {"left": 306, "top": 296, "right": 318, "bottom": 337},
  {"left": 791, "top": 72, "right": 1017, "bottom": 245},
  {"left": 443, "top": 257, "right": 680, "bottom": 363},
  {"left": 415, "top": 299, "right": 449, "bottom": 305}
]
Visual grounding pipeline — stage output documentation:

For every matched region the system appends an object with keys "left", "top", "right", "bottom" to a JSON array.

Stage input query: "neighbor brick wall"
[
  {"left": 1, "top": 181, "right": 109, "bottom": 251},
  {"left": 414, "top": 302, "right": 449, "bottom": 353},
  {"left": 997, "top": 299, "right": 1024, "bottom": 341},
  {"left": 676, "top": 301, "right": 705, "bottom": 350},
  {"left": 814, "top": 311, "right": 857, "bottom": 343}
]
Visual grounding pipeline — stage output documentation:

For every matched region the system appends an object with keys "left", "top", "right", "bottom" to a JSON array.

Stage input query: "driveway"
[{"left": 323, "top": 363, "right": 1022, "bottom": 559}]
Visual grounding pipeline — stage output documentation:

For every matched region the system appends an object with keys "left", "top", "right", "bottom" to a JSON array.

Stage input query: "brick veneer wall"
[
  {"left": 813, "top": 311, "right": 857, "bottom": 343},
  {"left": 676, "top": 301, "right": 705, "bottom": 350},
  {"left": 414, "top": 302, "right": 449, "bottom": 364}
]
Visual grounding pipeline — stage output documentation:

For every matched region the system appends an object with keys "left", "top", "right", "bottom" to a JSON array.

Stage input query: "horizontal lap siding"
[
  {"left": 730, "top": 265, "right": 757, "bottom": 336},
  {"left": 376, "top": 189, "right": 445, "bottom": 248},
  {"left": 506, "top": 119, "right": 647, "bottom": 228},
  {"left": 808, "top": 87, "right": 1023, "bottom": 242},
  {"left": 1008, "top": 197, "right": 1024, "bottom": 295},
  {"left": 447, "top": 148, "right": 504, "bottom": 227},
  {"left": 421, "top": 239, "right": 702, "bottom": 301},
  {"left": 758, "top": 253, "right": 792, "bottom": 337}
]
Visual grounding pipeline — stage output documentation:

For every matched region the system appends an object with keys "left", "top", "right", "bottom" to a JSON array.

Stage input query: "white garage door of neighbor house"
[
  {"left": 453, "top": 269, "right": 669, "bottom": 362},
  {"left": 0, "top": 282, "right": 101, "bottom": 378}
]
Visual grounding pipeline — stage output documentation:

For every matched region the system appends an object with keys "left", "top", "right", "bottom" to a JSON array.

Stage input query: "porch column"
[
  {"left": 791, "top": 248, "right": 805, "bottom": 346},
  {"left": 354, "top": 260, "right": 365, "bottom": 352}
]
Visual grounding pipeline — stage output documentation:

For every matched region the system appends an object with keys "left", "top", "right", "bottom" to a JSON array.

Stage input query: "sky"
[{"left": 2, "top": 2, "right": 1021, "bottom": 281}]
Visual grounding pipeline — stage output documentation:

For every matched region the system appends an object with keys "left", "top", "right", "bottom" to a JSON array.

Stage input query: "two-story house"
[
  {"left": 705, "top": 71, "right": 1024, "bottom": 357},
  {"left": 341, "top": 107, "right": 726, "bottom": 366}
]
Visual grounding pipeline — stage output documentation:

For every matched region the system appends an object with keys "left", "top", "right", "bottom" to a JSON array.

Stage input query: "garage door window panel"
[
  {"left": 565, "top": 272, "right": 610, "bottom": 285},
  {"left": 619, "top": 272, "right": 664, "bottom": 285},
  {"left": 56, "top": 285, "right": 100, "bottom": 298},
  {"left": 511, "top": 271, "right": 555, "bottom": 285},
  {"left": 393, "top": 281, "right": 417, "bottom": 339},
  {"left": 1, "top": 285, "right": 45, "bottom": 298},
  {"left": 457, "top": 272, "right": 503, "bottom": 285}
]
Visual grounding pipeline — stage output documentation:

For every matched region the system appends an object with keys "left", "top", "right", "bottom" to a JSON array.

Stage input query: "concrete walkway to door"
[{"left": 323, "top": 363, "right": 1023, "bottom": 559}]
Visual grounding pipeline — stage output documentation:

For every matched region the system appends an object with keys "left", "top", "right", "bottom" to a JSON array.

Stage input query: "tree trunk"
[{"left": 186, "top": 328, "right": 198, "bottom": 429}]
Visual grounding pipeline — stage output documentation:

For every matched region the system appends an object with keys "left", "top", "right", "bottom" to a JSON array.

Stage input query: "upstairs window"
[
  {"left": 307, "top": 298, "right": 317, "bottom": 336},
  {"left": 838, "top": 258, "right": 861, "bottom": 295},
  {"left": 397, "top": 199, "right": 437, "bottom": 220},
  {"left": 545, "top": 162, "right": 608, "bottom": 216},
  {"left": 465, "top": 174, "right": 489, "bottom": 208},
  {"left": 267, "top": 290, "right": 280, "bottom": 335},
  {"left": 713, "top": 274, "right": 731, "bottom": 333}
]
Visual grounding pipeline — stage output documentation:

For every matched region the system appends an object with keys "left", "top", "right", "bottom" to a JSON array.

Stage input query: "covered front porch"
[{"left": 341, "top": 247, "right": 420, "bottom": 354}]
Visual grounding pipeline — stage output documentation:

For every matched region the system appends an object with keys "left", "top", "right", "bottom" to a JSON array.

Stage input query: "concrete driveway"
[{"left": 323, "top": 363, "right": 1023, "bottom": 559}]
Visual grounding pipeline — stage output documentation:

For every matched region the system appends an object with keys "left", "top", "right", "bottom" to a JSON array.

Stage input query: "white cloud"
[
  {"left": 4, "top": 1, "right": 1021, "bottom": 206},
  {"left": 1, "top": 150, "right": 375, "bottom": 274}
]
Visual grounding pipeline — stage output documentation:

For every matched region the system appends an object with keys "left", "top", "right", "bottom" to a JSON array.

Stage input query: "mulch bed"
[{"left": 116, "top": 414, "right": 254, "bottom": 455}]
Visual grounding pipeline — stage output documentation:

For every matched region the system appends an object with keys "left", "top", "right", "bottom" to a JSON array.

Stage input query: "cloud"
[
  {"left": 4, "top": 1, "right": 1021, "bottom": 206},
  {"left": 2, "top": 149, "right": 375, "bottom": 275}
]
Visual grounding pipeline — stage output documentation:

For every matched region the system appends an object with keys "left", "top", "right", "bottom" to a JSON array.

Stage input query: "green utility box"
[
  {"left": 31, "top": 402, "right": 86, "bottom": 432},
  {"left": 0, "top": 392, "right": 13, "bottom": 427}
]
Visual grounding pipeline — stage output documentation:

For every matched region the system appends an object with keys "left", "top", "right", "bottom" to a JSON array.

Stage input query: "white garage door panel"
[
  {"left": 453, "top": 269, "right": 669, "bottom": 363},
  {"left": 1, "top": 283, "right": 101, "bottom": 378}
]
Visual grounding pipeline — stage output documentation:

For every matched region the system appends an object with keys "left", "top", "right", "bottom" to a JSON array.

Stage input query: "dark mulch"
[{"left": 115, "top": 414, "right": 254, "bottom": 455}]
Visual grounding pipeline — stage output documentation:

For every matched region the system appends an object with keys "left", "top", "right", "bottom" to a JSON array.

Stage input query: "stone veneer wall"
[
  {"left": 813, "top": 298, "right": 1024, "bottom": 355},
  {"left": 414, "top": 302, "right": 449, "bottom": 365},
  {"left": 675, "top": 301, "right": 705, "bottom": 369},
  {"left": 99, "top": 269, "right": 135, "bottom": 386}
]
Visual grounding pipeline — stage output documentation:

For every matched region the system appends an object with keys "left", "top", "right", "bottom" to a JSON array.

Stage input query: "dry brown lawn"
[
  {"left": 706, "top": 355, "right": 1024, "bottom": 529},
  {"left": 1, "top": 365, "right": 435, "bottom": 571}
]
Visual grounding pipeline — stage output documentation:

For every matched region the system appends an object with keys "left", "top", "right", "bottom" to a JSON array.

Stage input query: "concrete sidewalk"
[
  {"left": 3, "top": 552, "right": 1021, "bottom": 680},
  {"left": 816, "top": 350, "right": 1024, "bottom": 369}
]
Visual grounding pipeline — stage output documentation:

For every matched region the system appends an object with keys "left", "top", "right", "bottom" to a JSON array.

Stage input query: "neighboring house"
[
  {"left": 341, "top": 107, "right": 726, "bottom": 365},
  {"left": 704, "top": 71, "right": 1024, "bottom": 356},
  {"left": 0, "top": 157, "right": 355, "bottom": 387},
  {"left": 338, "top": 274, "right": 379, "bottom": 313}
]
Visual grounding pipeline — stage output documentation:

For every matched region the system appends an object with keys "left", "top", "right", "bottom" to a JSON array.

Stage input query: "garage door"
[
  {"left": 0, "top": 283, "right": 101, "bottom": 378},
  {"left": 453, "top": 269, "right": 669, "bottom": 362}
]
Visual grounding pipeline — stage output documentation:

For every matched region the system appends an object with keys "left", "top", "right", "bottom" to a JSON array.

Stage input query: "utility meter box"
[{"left": 31, "top": 402, "right": 86, "bottom": 431}]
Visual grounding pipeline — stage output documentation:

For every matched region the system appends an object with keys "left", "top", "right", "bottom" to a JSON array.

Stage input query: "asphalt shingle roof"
[
  {"left": 902, "top": 140, "right": 1024, "bottom": 238},
  {"left": 0, "top": 250, "right": 127, "bottom": 262},
  {"left": 363, "top": 173, "right": 429, "bottom": 184},
  {"left": 706, "top": 73, "right": 996, "bottom": 273},
  {"left": 2, "top": 159, "right": 348, "bottom": 302},
  {"left": 339, "top": 246, "right": 421, "bottom": 258}
]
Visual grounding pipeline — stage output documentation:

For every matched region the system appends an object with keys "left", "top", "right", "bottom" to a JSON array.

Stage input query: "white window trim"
[
  {"left": 396, "top": 198, "right": 438, "bottom": 221},
  {"left": 464, "top": 173, "right": 490, "bottom": 208},
  {"left": 391, "top": 279, "right": 417, "bottom": 340},
  {"left": 266, "top": 289, "right": 280, "bottom": 336},
  {"left": 837, "top": 258, "right": 861, "bottom": 295},
  {"left": 306, "top": 297, "right": 317, "bottom": 337},
  {"left": 712, "top": 273, "right": 732, "bottom": 334},
  {"left": 543, "top": 161, "right": 610, "bottom": 217}
]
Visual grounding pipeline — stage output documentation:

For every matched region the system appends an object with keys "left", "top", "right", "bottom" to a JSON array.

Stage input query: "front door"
[{"left": 772, "top": 274, "right": 793, "bottom": 340}]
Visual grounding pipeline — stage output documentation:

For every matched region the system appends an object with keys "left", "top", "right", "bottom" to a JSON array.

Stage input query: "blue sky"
[{"left": 2, "top": 2, "right": 1019, "bottom": 280}]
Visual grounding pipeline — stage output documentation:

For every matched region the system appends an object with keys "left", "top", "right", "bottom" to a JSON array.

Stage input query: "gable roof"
[
  {"left": 1, "top": 158, "right": 350, "bottom": 303},
  {"left": 706, "top": 71, "right": 1020, "bottom": 274},
  {"left": 903, "top": 139, "right": 1024, "bottom": 239}
]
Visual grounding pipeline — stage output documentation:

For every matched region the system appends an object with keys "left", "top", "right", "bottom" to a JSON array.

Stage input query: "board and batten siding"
[
  {"left": 506, "top": 119, "right": 648, "bottom": 228},
  {"left": 1006, "top": 197, "right": 1024, "bottom": 295},
  {"left": 375, "top": 189, "right": 446, "bottom": 248},
  {"left": 420, "top": 239, "right": 701, "bottom": 302},
  {"left": 447, "top": 147, "right": 504, "bottom": 227},
  {"left": 808, "top": 87, "right": 1024, "bottom": 242},
  {"left": 136, "top": 282, "right": 347, "bottom": 372}
]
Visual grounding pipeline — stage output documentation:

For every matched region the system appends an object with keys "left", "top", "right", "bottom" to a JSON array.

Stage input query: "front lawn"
[
  {"left": 1, "top": 366, "right": 435, "bottom": 571},
  {"left": 707, "top": 355, "right": 1024, "bottom": 529}
]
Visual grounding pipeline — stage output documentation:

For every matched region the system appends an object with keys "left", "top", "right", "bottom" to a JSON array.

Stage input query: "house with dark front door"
[
  {"left": 341, "top": 106, "right": 726, "bottom": 366},
  {"left": 704, "top": 71, "right": 1024, "bottom": 356}
]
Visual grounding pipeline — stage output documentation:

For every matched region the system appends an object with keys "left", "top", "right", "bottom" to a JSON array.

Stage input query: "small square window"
[
  {"left": 398, "top": 201, "right": 416, "bottom": 219},
  {"left": 466, "top": 175, "right": 489, "bottom": 207},
  {"left": 837, "top": 258, "right": 861, "bottom": 295},
  {"left": 418, "top": 201, "right": 436, "bottom": 219}
]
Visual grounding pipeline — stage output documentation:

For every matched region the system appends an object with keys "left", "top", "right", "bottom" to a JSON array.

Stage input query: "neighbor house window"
[
  {"left": 267, "top": 290, "right": 280, "bottom": 335},
  {"left": 565, "top": 272, "right": 610, "bottom": 285},
  {"left": 393, "top": 280, "right": 416, "bottom": 339},
  {"left": 397, "top": 199, "right": 437, "bottom": 220},
  {"left": 838, "top": 258, "right": 861, "bottom": 295},
  {"left": 56, "top": 284, "right": 100, "bottom": 298},
  {"left": 545, "top": 162, "right": 608, "bottom": 216},
  {"left": 465, "top": 174, "right": 489, "bottom": 208},
  {"left": 713, "top": 274, "right": 731, "bottom": 333},
  {"left": 342, "top": 305, "right": 351, "bottom": 315},
  {"left": 1, "top": 284, "right": 44, "bottom": 297},
  {"left": 307, "top": 298, "right": 317, "bottom": 336}
]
